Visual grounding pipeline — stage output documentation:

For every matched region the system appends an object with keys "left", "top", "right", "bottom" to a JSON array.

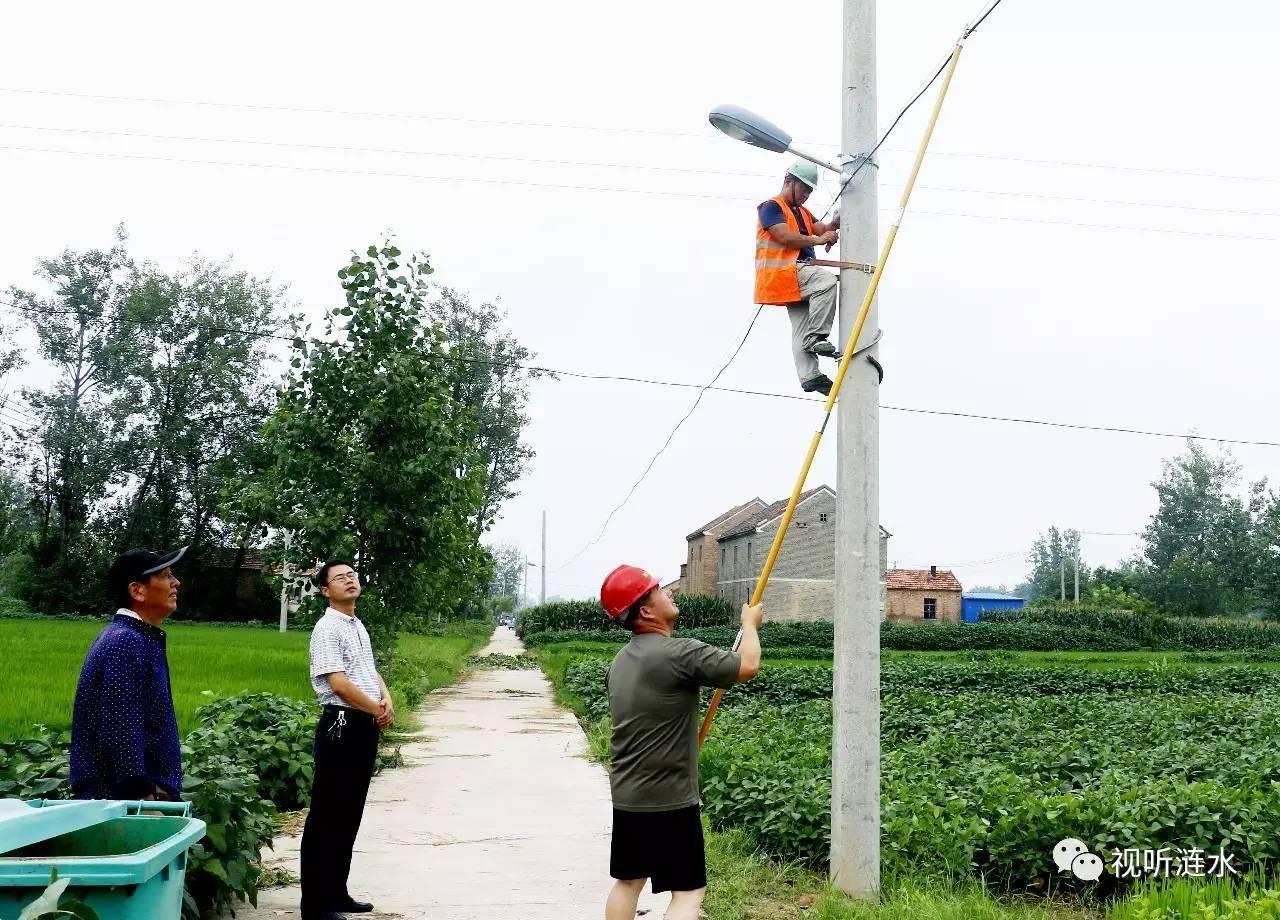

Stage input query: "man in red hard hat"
[{"left": 600, "top": 564, "right": 763, "bottom": 920}]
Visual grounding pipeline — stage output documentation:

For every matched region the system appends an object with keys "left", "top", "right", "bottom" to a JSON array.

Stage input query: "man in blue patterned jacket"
[{"left": 70, "top": 546, "right": 187, "bottom": 801}]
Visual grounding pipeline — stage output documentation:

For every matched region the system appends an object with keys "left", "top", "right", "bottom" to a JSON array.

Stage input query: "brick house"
[
  {"left": 707, "top": 485, "right": 891, "bottom": 623},
  {"left": 883, "top": 566, "right": 963, "bottom": 624},
  {"left": 680, "top": 496, "right": 769, "bottom": 596}
]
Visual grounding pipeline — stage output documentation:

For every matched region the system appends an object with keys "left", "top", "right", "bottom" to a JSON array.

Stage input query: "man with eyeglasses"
[{"left": 300, "top": 560, "right": 393, "bottom": 920}]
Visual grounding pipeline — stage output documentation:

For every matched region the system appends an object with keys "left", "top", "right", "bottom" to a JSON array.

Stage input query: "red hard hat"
[{"left": 601, "top": 564, "right": 660, "bottom": 618}]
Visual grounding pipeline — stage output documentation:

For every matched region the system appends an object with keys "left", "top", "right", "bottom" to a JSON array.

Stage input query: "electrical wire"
[
  {"left": 908, "top": 208, "right": 1280, "bottom": 243},
  {"left": 892, "top": 147, "right": 1280, "bottom": 187},
  {"left": 0, "top": 122, "right": 777, "bottom": 180},
  {"left": 817, "top": 0, "right": 1009, "bottom": 222},
  {"left": 554, "top": 0, "right": 1013, "bottom": 565},
  {"left": 0, "top": 86, "right": 720, "bottom": 141},
  {"left": 3, "top": 298, "right": 1277, "bottom": 448},
  {"left": 909, "top": 184, "right": 1280, "bottom": 221},
  {"left": 0, "top": 143, "right": 761, "bottom": 203},
  {"left": 556, "top": 307, "right": 766, "bottom": 570},
  {"left": 4, "top": 140, "right": 1277, "bottom": 235}
]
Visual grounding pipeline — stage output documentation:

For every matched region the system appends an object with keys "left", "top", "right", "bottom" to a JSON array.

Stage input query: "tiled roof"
[
  {"left": 886, "top": 569, "right": 962, "bottom": 592},
  {"left": 718, "top": 485, "right": 835, "bottom": 541},
  {"left": 686, "top": 497, "right": 766, "bottom": 541}
]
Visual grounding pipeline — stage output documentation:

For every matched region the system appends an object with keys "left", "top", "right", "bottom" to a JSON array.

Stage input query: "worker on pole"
[
  {"left": 755, "top": 161, "right": 842, "bottom": 395},
  {"left": 600, "top": 564, "right": 763, "bottom": 920}
]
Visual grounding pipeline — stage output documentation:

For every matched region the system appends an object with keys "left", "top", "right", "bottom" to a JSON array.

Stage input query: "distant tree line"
[
  {"left": 1025, "top": 440, "right": 1280, "bottom": 617},
  {"left": 0, "top": 230, "right": 539, "bottom": 644}
]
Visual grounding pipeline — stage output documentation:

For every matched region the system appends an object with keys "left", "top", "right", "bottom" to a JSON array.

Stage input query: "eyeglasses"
[{"left": 327, "top": 571, "right": 359, "bottom": 586}]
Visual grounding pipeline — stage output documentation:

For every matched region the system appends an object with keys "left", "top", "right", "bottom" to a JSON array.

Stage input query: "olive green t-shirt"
[{"left": 607, "top": 633, "right": 741, "bottom": 812}]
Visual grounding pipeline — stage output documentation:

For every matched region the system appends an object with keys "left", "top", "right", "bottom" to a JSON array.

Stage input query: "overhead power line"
[
  {"left": 4, "top": 122, "right": 1274, "bottom": 224},
  {"left": 2, "top": 145, "right": 1277, "bottom": 243},
  {"left": 4, "top": 310, "right": 1277, "bottom": 454},
  {"left": 0, "top": 143, "right": 757, "bottom": 202},
  {"left": 895, "top": 147, "right": 1280, "bottom": 187},
  {"left": 562, "top": 1, "right": 1011, "bottom": 560},
  {"left": 0, "top": 86, "right": 720, "bottom": 140},
  {"left": 0, "top": 122, "right": 776, "bottom": 179},
  {"left": 908, "top": 209, "right": 1280, "bottom": 244},
  {"left": 557, "top": 307, "right": 765, "bottom": 571},
  {"left": 5, "top": 83, "right": 1278, "bottom": 189}
]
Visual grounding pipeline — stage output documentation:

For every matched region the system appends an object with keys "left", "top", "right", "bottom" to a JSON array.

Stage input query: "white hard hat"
[{"left": 785, "top": 160, "right": 821, "bottom": 191}]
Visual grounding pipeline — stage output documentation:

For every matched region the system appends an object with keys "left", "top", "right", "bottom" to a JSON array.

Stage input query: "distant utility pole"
[
  {"left": 1073, "top": 547, "right": 1080, "bottom": 603},
  {"left": 1060, "top": 550, "right": 1066, "bottom": 602},
  {"left": 278, "top": 531, "right": 292, "bottom": 633},
  {"left": 832, "top": 0, "right": 880, "bottom": 899},
  {"left": 541, "top": 511, "right": 547, "bottom": 605}
]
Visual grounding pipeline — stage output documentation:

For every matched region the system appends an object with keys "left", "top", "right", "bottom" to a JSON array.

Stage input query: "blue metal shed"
[{"left": 962, "top": 592, "right": 1026, "bottom": 623}]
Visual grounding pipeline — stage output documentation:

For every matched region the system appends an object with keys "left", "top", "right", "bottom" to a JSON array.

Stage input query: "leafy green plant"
[
  {"left": 190, "top": 692, "right": 317, "bottom": 811},
  {"left": 180, "top": 747, "right": 276, "bottom": 920},
  {"left": 18, "top": 871, "right": 101, "bottom": 920},
  {"left": 0, "top": 727, "right": 70, "bottom": 799},
  {"left": 545, "top": 650, "right": 1280, "bottom": 894},
  {"left": 516, "top": 594, "right": 735, "bottom": 637}
]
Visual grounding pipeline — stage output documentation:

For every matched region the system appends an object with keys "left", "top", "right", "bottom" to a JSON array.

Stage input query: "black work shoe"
[
  {"left": 335, "top": 897, "right": 374, "bottom": 913},
  {"left": 808, "top": 339, "right": 840, "bottom": 359},
  {"left": 800, "top": 374, "right": 833, "bottom": 396}
]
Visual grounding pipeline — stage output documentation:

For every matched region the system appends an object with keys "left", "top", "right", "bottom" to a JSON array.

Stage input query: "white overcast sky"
[{"left": 0, "top": 1, "right": 1276, "bottom": 601}]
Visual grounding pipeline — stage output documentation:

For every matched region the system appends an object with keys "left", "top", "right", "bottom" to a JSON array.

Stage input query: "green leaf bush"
[
  {"left": 0, "top": 728, "right": 70, "bottom": 799},
  {"left": 0, "top": 694, "right": 315, "bottom": 920},
  {"left": 983, "top": 605, "right": 1280, "bottom": 651},
  {"left": 525, "top": 620, "right": 1141, "bottom": 652},
  {"left": 516, "top": 594, "right": 735, "bottom": 637}
]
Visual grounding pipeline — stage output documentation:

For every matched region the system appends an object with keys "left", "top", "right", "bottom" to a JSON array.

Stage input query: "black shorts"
[{"left": 610, "top": 804, "right": 706, "bottom": 894}]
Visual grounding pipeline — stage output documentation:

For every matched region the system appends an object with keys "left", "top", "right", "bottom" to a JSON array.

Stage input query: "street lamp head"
[{"left": 708, "top": 105, "right": 792, "bottom": 154}]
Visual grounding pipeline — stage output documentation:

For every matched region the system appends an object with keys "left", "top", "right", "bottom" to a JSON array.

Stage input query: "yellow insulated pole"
[{"left": 698, "top": 40, "right": 965, "bottom": 748}]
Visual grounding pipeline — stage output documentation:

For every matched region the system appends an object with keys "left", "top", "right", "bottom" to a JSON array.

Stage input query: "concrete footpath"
[{"left": 231, "top": 626, "right": 662, "bottom": 919}]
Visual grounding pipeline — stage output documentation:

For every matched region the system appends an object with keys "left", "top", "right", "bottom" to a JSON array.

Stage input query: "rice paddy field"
[{"left": 0, "top": 617, "right": 487, "bottom": 739}]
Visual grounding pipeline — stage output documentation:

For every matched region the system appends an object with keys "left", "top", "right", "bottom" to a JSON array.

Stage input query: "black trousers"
[{"left": 300, "top": 705, "right": 379, "bottom": 917}]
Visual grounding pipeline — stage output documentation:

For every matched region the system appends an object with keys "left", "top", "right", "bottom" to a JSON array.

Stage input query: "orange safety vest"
[{"left": 754, "top": 195, "right": 817, "bottom": 305}]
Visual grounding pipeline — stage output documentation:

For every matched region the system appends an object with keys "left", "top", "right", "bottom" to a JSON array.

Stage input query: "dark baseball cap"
[{"left": 108, "top": 546, "right": 188, "bottom": 596}]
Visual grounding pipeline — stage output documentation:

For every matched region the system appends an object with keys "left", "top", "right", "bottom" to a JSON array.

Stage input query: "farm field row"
[{"left": 535, "top": 636, "right": 1280, "bottom": 920}]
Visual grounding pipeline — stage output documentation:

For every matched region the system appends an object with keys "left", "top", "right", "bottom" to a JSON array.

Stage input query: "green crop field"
[
  {"left": 0, "top": 618, "right": 316, "bottom": 738},
  {"left": 535, "top": 634, "right": 1280, "bottom": 920}
]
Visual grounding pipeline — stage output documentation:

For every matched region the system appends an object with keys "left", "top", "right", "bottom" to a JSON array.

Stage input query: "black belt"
[{"left": 322, "top": 704, "right": 375, "bottom": 723}]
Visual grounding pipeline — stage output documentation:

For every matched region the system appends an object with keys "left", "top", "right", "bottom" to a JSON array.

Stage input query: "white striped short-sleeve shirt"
[{"left": 309, "top": 608, "right": 382, "bottom": 707}]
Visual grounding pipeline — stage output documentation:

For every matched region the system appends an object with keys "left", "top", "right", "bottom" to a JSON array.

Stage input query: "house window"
[
  {"left": 721, "top": 548, "right": 726, "bottom": 567},
  {"left": 923, "top": 598, "right": 937, "bottom": 620},
  {"left": 733, "top": 545, "right": 739, "bottom": 572},
  {"left": 819, "top": 513, "right": 829, "bottom": 523},
  {"left": 747, "top": 542, "right": 753, "bottom": 568}
]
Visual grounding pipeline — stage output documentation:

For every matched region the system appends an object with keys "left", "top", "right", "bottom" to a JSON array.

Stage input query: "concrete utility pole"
[
  {"left": 1073, "top": 546, "right": 1080, "bottom": 603},
  {"left": 1060, "top": 548, "right": 1066, "bottom": 601},
  {"left": 831, "top": 0, "right": 880, "bottom": 898},
  {"left": 541, "top": 511, "right": 547, "bottom": 605},
  {"left": 278, "top": 531, "right": 292, "bottom": 633}
]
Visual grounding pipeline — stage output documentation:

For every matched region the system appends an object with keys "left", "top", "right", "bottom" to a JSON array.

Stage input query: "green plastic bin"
[{"left": 0, "top": 798, "right": 206, "bottom": 920}]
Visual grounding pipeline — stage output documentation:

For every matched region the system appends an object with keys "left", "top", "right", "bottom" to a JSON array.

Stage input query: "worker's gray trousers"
[{"left": 786, "top": 265, "right": 839, "bottom": 385}]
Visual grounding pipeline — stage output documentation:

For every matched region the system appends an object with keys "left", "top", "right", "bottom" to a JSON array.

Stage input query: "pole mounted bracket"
[
  {"left": 867, "top": 355, "right": 884, "bottom": 384},
  {"left": 807, "top": 258, "right": 875, "bottom": 274},
  {"left": 839, "top": 151, "right": 879, "bottom": 174}
]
